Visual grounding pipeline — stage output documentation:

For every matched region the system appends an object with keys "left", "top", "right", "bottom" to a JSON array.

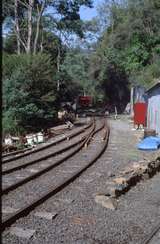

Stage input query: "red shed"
[
  {"left": 133, "top": 103, "right": 147, "bottom": 127},
  {"left": 79, "top": 96, "right": 92, "bottom": 107}
]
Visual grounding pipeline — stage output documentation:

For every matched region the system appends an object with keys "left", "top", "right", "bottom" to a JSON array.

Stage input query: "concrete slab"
[
  {"left": 34, "top": 211, "right": 57, "bottom": 220},
  {"left": 27, "top": 168, "right": 39, "bottom": 173},
  {"left": 15, "top": 175, "right": 26, "bottom": 179},
  {"left": 2, "top": 182, "right": 12, "bottom": 187},
  {"left": 2, "top": 177, "right": 14, "bottom": 183},
  {"left": 89, "top": 172, "right": 102, "bottom": 177},
  {"left": 57, "top": 198, "right": 74, "bottom": 204},
  {"left": 58, "top": 170, "right": 74, "bottom": 174},
  {"left": 72, "top": 186, "right": 83, "bottom": 191},
  {"left": 78, "top": 178, "right": 93, "bottom": 183},
  {"left": 83, "top": 179, "right": 93, "bottom": 183},
  {"left": 48, "top": 159, "right": 53, "bottom": 162},
  {"left": 66, "top": 165, "right": 81, "bottom": 168},
  {"left": 2, "top": 206, "right": 19, "bottom": 213},
  {"left": 105, "top": 157, "right": 112, "bottom": 160},
  {"left": 9, "top": 227, "right": 36, "bottom": 239},
  {"left": 39, "top": 164, "right": 50, "bottom": 168},
  {"left": 110, "top": 148, "right": 118, "bottom": 151}
]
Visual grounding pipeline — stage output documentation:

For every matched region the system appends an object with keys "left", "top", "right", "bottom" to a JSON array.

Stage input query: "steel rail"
[
  {"left": 141, "top": 222, "right": 160, "bottom": 244},
  {"left": 1, "top": 119, "right": 109, "bottom": 231},
  {"left": 2, "top": 119, "right": 97, "bottom": 195},
  {"left": 2, "top": 147, "right": 32, "bottom": 158},
  {"left": 2, "top": 122, "right": 95, "bottom": 175},
  {"left": 2, "top": 135, "right": 87, "bottom": 175},
  {"left": 2, "top": 127, "right": 71, "bottom": 158},
  {"left": 2, "top": 119, "right": 93, "bottom": 164}
]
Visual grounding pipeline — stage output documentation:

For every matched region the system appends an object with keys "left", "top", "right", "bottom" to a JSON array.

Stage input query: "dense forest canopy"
[{"left": 2, "top": 0, "right": 160, "bottom": 135}]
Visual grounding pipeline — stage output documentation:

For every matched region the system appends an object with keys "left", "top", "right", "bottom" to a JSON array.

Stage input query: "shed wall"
[{"left": 147, "top": 95, "right": 160, "bottom": 135}]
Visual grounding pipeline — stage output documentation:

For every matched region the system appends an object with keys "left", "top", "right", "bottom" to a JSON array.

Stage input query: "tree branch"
[
  {"left": 33, "top": 0, "right": 46, "bottom": 54},
  {"left": 26, "top": 0, "right": 34, "bottom": 53},
  {"left": 11, "top": 19, "right": 27, "bottom": 50},
  {"left": 17, "top": 0, "right": 30, "bottom": 9},
  {"left": 14, "top": 0, "right": 21, "bottom": 54}
]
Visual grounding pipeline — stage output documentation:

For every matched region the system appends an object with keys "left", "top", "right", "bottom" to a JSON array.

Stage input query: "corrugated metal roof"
[{"left": 146, "top": 80, "right": 160, "bottom": 93}]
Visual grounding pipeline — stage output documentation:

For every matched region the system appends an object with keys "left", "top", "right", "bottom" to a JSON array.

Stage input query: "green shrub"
[
  {"left": 133, "top": 59, "right": 160, "bottom": 87},
  {"left": 3, "top": 53, "right": 58, "bottom": 134}
]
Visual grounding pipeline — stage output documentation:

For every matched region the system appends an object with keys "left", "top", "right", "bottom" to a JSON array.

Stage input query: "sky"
[
  {"left": 80, "top": 0, "right": 102, "bottom": 21},
  {"left": 3, "top": 0, "right": 103, "bottom": 36}
]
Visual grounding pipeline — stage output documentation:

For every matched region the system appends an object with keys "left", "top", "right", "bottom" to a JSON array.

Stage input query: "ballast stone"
[
  {"left": 113, "top": 177, "right": 127, "bottom": 184},
  {"left": 34, "top": 211, "right": 57, "bottom": 220},
  {"left": 95, "top": 195, "right": 118, "bottom": 210},
  {"left": 101, "top": 158, "right": 160, "bottom": 199},
  {"left": 9, "top": 227, "right": 36, "bottom": 239},
  {"left": 107, "top": 171, "right": 115, "bottom": 177}
]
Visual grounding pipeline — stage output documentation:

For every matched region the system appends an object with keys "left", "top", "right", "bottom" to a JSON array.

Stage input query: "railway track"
[
  {"left": 2, "top": 118, "right": 93, "bottom": 164},
  {"left": 141, "top": 222, "right": 160, "bottom": 244},
  {"left": 2, "top": 120, "right": 96, "bottom": 194},
  {"left": 2, "top": 126, "right": 68, "bottom": 159},
  {"left": 2, "top": 147, "right": 33, "bottom": 158},
  {"left": 2, "top": 120, "right": 94, "bottom": 176},
  {"left": 2, "top": 117, "right": 109, "bottom": 231}
]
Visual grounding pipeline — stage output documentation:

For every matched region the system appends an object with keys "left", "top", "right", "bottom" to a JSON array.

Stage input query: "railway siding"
[
  {"left": 2, "top": 118, "right": 106, "bottom": 227},
  {"left": 2, "top": 115, "right": 160, "bottom": 244},
  {"left": 2, "top": 118, "right": 92, "bottom": 164}
]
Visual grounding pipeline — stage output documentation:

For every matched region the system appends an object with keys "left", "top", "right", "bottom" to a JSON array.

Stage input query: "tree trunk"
[
  {"left": 40, "top": 30, "right": 44, "bottom": 52},
  {"left": 130, "top": 87, "right": 134, "bottom": 118},
  {"left": 111, "top": 0, "right": 115, "bottom": 48},
  {"left": 57, "top": 45, "right": 60, "bottom": 91},
  {"left": 33, "top": 1, "right": 45, "bottom": 54},
  {"left": 27, "top": 0, "right": 34, "bottom": 54},
  {"left": 33, "top": 14, "right": 41, "bottom": 54},
  {"left": 14, "top": 0, "right": 20, "bottom": 54}
]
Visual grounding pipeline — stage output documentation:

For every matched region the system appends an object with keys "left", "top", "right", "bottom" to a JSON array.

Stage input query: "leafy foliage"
[
  {"left": 3, "top": 0, "right": 160, "bottom": 134},
  {"left": 90, "top": 0, "right": 160, "bottom": 110},
  {"left": 61, "top": 51, "right": 90, "bottom": 93},
  {"left": 2, "top": 0, "right": 94, "bottom": 135},
  {"left": 3, "top": 53, "right": 58, "bottom": 134},
  {"left": 3, "top": 0, "right": 93, "bottom": 54}
]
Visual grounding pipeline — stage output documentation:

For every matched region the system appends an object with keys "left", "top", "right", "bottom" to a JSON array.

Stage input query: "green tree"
[
  {"left": 91, "top": 0, "right": 160, "bottom": 110},
  {"left": 3, "top": 53, "right": 58, "bottom": 134},
  {"left": 3, "top": 0, "right": 93, "bottom": 54},
  {"left": 61, "top": 50, "right": 92, "bottom": 95}
]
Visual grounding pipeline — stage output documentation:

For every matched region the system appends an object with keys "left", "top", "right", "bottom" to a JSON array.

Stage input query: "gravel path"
[{"left": 2, "top": 116, "right": 160, "bottom": 244}]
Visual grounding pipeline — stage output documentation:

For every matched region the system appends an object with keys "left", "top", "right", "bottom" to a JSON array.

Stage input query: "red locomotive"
[{"left": 78, "top": 96, "right": 92, "bottom": 107}]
